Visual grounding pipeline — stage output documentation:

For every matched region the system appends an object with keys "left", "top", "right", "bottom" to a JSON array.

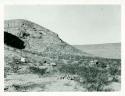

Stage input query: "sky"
[{"left": 5, "top": 5, "right": 121, "bottom": 45}]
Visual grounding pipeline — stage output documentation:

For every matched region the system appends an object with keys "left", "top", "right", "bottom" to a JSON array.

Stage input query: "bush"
[
  {"left": 8, "top": 58, "right": 21, "bottom": 73},
  {"left": 4, "top": 66, "right": 11, "bottom": 78},
  {"left": 59, "top": 62, "right": 109, "bottom": 91},
  {"left": 83, "top": 67, "right": 109, "bottom": 91},
  {"left": 29, "top": 66, "right": 47, "bottom": 75}
]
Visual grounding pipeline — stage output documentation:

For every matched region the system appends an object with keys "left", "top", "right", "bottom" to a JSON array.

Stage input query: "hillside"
[
  {"left": 74, "top": 43, "right": 121, "bottom": 59},
  {"left": 4, "top": 19, "right": 90, "bottom": 57}
]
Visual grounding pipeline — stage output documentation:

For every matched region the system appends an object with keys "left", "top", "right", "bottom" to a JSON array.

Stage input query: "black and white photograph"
[{"left": 4, "top": 5, "right": 121, "bottom": 92}]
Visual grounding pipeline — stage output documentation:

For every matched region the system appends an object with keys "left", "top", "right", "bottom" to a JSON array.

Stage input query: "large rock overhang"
[{"left": 4, "top": 31, "right": 25, "bottom": 49}]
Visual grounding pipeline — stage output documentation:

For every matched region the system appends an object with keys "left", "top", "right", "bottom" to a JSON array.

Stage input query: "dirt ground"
[{"left": 5, "top": 73, "right": 87, "bottom": 92}]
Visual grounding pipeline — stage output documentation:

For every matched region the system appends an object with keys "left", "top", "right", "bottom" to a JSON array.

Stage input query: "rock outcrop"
[{"left": 4, "top": 19, "right": 89, "bottom": 56}]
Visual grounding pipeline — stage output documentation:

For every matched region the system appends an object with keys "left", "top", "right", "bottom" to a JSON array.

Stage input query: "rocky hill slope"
[{"left": 4, "top": 19, "right": 90, "bottom": 57}]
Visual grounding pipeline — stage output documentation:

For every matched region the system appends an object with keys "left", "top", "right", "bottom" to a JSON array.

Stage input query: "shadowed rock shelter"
[{"left": 4, "top": 31, "right": 25, "bottom": 49}]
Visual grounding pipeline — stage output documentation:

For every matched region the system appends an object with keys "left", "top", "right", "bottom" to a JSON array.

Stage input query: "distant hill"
[{"left": 74, "top": 43, "right": 121, "bottom": 59}]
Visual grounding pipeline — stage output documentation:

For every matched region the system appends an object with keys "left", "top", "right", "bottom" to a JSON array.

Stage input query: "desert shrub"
[
  {"left": 108, "top": 60, "right": 121, "bottom": 75},
  {"left": 59, "top": 63, "right": 79, "bottom": 74},
  {"left": 39, "top": 61, "right": 44, "bottom": 66},
  {"left": 66, "top": 60, "right": 73, "bottom": 64},
  {"left": 40, "top": 57, "right": 52, "bottom": 64},
  {"left": 4, "top": 66, "right": 11, "bottom": 78},
  {"left": 95, "top": 61, "right": 107, "bottom": 68},
  {"left": 29, "top": 66, "right": 47, "bottom": 75},
  {"left": 108, "top": 66, "right": 120, "bottom": 82},
  {"left": 82, "top": 68, "right": 109, "bottom": 91},
  {"left": 59, "top": 61, "right": 109, "bottom": 91},
  {"left": 109, "top": 66, "right": 120, "bottom": 76},
  {"left": 55, "top": 59, "right": 68, "bottom": 65},
  {"left": 7, "top": 58, "right": 22, "bottom": 73}
]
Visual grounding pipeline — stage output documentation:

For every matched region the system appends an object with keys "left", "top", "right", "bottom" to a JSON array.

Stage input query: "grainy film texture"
[{"left": 4, "top": 5, "right": 121, "bottom": 92}]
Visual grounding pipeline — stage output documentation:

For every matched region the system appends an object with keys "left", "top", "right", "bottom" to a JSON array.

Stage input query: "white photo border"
[{"left": 0, "top": 0, "right": 124, "bottom": 96}]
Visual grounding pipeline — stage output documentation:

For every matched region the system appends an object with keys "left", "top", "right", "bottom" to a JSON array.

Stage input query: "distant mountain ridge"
[
  {"left": 4, "top": 19, "right": 90, "bottom": 57},
  {"left": 74, "top": 43, "right": 121, "bottom": 59}
]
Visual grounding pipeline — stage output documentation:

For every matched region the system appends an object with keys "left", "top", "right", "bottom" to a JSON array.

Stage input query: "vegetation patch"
[{"left": 58, "top": 57, "right": 121, "bottom": 91}]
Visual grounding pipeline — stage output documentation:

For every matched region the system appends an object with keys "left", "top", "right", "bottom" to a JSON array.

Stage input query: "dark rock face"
[{"left": 4, "top": 31, "right": 25, "bottom": 49}]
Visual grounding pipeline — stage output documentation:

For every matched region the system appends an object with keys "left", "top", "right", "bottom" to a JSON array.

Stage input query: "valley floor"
[
  {"left": 5, "top": 73, "right": 120, "bottom": 92},
  {"left": 5, "top": 73, "right": 87, "bottom": 92}
]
